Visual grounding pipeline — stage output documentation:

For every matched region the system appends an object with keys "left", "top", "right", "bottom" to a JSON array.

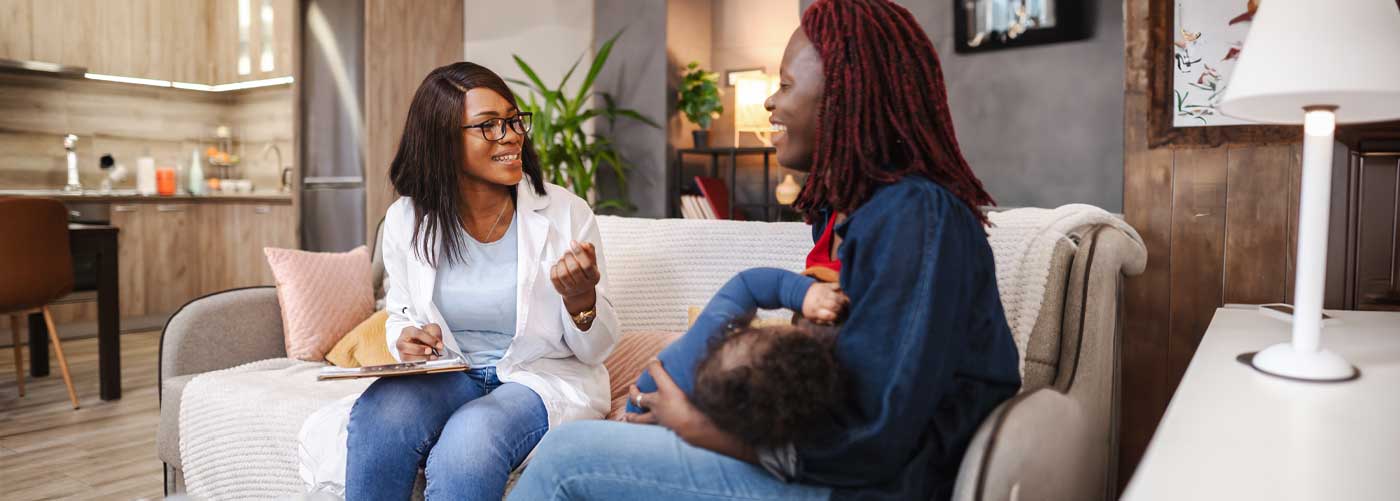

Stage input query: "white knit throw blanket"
[
  {"left": 595, "top": 216, "right": 815, "bottom": 332},
  {"left": 180, "top": 358, "right": 372, "bottom": 500},
  {"left": 986, "top": 204, "right": 1143, "bottom": 376}
]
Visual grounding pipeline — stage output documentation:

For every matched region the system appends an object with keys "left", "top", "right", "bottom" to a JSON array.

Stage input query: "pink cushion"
[
  {"left": 264, "top": 246, "right": 374, "bottom": 361},
  {"left": 603, "top": 331, "right": 683, "bottom": 420}
]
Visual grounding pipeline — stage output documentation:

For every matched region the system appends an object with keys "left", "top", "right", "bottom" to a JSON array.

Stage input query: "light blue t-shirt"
[{"left": 432, "top": 215, "right": 518, "bottom": 368}]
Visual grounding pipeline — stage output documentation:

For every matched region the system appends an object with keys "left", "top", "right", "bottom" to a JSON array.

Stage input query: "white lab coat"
[
  {"left": 298, "top": 181, "right": 621, "bottom": 494},
  {"left": 380, "top": 181, "right": 622, "bottom": 427}
]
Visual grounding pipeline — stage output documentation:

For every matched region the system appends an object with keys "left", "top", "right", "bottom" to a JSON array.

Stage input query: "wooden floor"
[{"left": 0, "top": 330, "right": 164, "bottom": 500}]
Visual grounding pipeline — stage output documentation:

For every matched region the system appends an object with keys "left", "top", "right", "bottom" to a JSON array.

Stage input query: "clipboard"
[{"left": 318, "top": 353, "right": 470, "bottom": 381}]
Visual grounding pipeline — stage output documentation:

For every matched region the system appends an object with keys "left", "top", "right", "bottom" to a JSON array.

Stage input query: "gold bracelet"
[{"left": 571, "top": 306, "right": 597, "bottom": 327}]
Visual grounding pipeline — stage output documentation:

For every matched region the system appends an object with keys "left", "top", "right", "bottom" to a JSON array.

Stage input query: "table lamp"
[
  {"left": 1218, "top": 0, "right": 1400, "bottom": 381},
  {"left": 734, "top": 73, "right": 780, "bottom": 146}
]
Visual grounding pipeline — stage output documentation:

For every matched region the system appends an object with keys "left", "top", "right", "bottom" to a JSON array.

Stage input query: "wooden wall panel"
[
  {"left": 364, "top": 0, "right": 463, "bottom": 242},
  {"left": 1120, "top": 95, "right": 1174, "bottom": 483},
  {"left": 1223, "top": 145, "right": 1293, "bottom": 304},
  {"left": 1166, "top": 147, "right": 1227, "bottom": 387}
]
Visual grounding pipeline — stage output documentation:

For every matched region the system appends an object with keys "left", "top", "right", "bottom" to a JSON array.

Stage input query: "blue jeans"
[
  {"left": 508, "top": 420, "right": 831, "bottom": 500},
  {"left": 347, "top": 367, "right": 548, "bottom": 501}
]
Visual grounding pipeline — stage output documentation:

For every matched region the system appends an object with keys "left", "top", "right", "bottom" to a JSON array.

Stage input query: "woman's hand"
[
  {"left": 803, "top": 282, "right": 849, "bottom": 325},
  {"left": 624, "top": 360, "right": 758, "bottom": 464},
  {"left": 551, "top": 240, "right": 601, "bottom": 316},
  {"left": 396, "top": 324, "right": 445, "bottom": 361}
]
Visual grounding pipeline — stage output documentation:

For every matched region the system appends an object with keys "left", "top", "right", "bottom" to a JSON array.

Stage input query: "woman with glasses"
[
  {"left": 343, "top": 62, "right": 620, "bottom": 500},
  {"left": 511, "top": 0, "right": 1021, "bottom": 499}
]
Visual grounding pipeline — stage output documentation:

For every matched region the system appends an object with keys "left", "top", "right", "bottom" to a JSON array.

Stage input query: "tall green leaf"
[
  {"left": 509, "top": 30, "right": 657, "bottom": 211},
  {"left": 572, "top": 31, "right": 623, "bottom": 113}
]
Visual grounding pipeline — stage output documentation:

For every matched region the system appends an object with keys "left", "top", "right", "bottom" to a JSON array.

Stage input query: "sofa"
[{"left": 157, "top": 208, "right": 1145, "bottom": 500}]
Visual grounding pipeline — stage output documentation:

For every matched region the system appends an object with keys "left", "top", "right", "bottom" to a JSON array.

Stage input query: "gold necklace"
[{"left": 474, "top": 196, "right": 511, "bottom": 242}]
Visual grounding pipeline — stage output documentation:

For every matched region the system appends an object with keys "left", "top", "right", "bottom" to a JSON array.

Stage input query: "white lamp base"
[{"left": 1250, "top": 342, "right": 1357, "bottom": 382}]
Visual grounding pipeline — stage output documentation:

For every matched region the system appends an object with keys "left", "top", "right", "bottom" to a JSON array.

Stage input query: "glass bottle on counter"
[{"left": 188, "top": 149, "right": 206, "bottom": 195}]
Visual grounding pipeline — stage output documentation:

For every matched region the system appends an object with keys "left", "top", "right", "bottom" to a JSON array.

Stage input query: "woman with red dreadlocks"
[{"left": 510, "top": 1, "right": 1021, "bottom": 499}]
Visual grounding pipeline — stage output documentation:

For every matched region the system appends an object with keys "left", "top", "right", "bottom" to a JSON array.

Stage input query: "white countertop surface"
[{"left": 1122, "top": 307, "right": 1400, "bottom": 501}]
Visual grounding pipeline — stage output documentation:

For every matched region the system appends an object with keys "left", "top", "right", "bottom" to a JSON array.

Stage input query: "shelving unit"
[{"left": 672, "top": 146, "right": 797, "bottom": 221}]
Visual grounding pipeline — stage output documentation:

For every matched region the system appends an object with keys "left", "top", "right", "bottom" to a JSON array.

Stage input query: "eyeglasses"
[{"left": 462, "top": 112, "right": 533, "bottom": 142}]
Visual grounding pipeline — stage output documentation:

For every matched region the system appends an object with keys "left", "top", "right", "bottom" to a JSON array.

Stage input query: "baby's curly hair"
[{"left": 692, "top": 322, "right": 847, "bottom": 448}]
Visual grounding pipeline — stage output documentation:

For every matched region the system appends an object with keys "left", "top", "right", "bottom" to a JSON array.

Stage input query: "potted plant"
[
  {"left": 677, "top": 62, "right": 723, "bottom": 148},
  {"left": 510, "top": 32, "right": 659, "bottom": 212}
]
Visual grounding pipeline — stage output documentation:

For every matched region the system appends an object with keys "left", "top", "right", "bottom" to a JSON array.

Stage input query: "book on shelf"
[
  {"left": 680, "top": 194, "right": 707, "bottom": 219},
  {"left": 694, "top": 176, "right": 744, "bottom": 220},
  {"left": 694, "top": 194, "right": 716, "bottom": 219},
  {"left": 690, "top": 195, "right": 712, "bottom": 219},
  {"left": 679, "top": 195, "right": 694, "bottom": 219}
]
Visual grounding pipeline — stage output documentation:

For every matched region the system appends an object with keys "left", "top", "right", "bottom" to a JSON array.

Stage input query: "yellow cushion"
[{"left": 325, "top": 309, "right": 396, "bottom": 368}]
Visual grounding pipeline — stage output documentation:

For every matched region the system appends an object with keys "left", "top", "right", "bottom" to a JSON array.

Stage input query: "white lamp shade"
[
  {"left": 1219, "top": 0, "right": 1400, "bottom": 124},
  {"left": 734, "top": 75, "right": 779, "bottom": 132}
]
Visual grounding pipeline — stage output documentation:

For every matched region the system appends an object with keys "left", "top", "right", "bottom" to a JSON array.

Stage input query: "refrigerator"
[{"left": 298, "top": 0, "right": 365, "bottom": 252}]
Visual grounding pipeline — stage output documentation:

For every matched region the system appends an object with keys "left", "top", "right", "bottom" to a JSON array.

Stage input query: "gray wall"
[
  {"left": 802, "top": 0, "right": 1125, "bottom": 211},
  {"left": 594, "top": 0, "right": 670, "bottom": 217}
]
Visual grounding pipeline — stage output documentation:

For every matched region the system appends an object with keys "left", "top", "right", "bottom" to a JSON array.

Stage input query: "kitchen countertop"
[{"left": 0, "top": 189, "right": 293, "bottom": 203}]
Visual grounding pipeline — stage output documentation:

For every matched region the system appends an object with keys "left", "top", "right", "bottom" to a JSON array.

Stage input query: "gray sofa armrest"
[
  {"left": 953, "top": 389, "right": 1093, "bottom": 501},
  {"left": 953, "top": 226, "right": 1147, "bottom": 501},
  {"left": 159, "top": 286, "right": 287, "bottom": 386}
]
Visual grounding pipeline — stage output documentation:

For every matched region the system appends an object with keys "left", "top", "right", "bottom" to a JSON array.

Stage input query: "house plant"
[
  {"left": 509, "top": 32, "right": 658, "bottom": 211},
  {"left": 677, "top": 62, "right": 723, "bottom": 148}
]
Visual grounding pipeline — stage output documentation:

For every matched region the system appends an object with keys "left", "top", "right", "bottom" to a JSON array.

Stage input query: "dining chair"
[{"left": 0, "top": 197, "right": 80, "bottom": 409}]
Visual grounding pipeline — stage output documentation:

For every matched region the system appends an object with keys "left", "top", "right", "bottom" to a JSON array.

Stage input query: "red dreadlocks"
[{"left": 797, "top": 0, "right": 994, "bottom": 224}]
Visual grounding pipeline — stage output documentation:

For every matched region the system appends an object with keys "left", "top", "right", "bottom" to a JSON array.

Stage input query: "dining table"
[{"left": 28, "top": 223, "right": 121, "bottom": 401}]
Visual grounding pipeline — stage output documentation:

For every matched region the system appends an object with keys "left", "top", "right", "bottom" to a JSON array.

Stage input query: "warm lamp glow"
[
  {"left": 734, "top": 74, "right": 780, "bottom": 145},
  {"left": 1303, "top": 108, "right": 1335, "bottom": 137},
  {"left": 775, "top": 174, "right": 801, "bottom": 205}
]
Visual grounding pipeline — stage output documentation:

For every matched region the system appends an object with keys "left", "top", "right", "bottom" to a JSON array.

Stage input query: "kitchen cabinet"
[
  {"left": 99, "top": 199, "right": 297, "bottom": 321},
  {"left": 213, "top": 0, "right": 295, "bottom": 84},
  {"left": 92, "top": 0, "right": 173, "bottom": 81},
  {"left": 0, "top": 0, "right": 32, "bottom": 61},
  {"left": 20, "top": 0, "right": 190, "bottom": 82},
  {"left": 254, "top": 202, "right": 298, "bottom": 273},
  {"left": 111, "top": 202, "right": 148, "bottom": 318},
  {"left": 170, "top": 0, "right": 212, "bottom": 84},
  {"left": 196, "top": 201, "right": 295, "bottom": 295},
  {"left": 93, "top": 0, "right": 133, "bottom": 76},
  {"left": 132, "top": 0, "right": 171, "bottom": 81},
  {"left": 9, "top": 0, "right": 294, "bottom": 85},
  {"left": 145, "top": 202, "right": 200, "bottom": 314},
  {"left": 30, "top": 0, "right": 97, "bottom": 70}
]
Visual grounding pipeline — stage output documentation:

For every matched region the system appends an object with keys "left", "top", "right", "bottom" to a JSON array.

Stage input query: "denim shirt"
[
  {"left": 636, "top": 176, "right": 1020, "bottom": 500},
  {"left": 800, "top": 176, "right": 1021, "bottom": 500}
]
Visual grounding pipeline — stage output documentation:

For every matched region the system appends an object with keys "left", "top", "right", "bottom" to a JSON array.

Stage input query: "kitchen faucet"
[
  {"left": 261, "top": 143, "right": 290, "bottom": 192},
  {"left": 63, "top": 134, "right": 81, "bottom": 193}
]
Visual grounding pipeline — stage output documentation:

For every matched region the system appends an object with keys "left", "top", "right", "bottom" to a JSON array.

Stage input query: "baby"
[{"left": 629, "top": 267, "right": 850, "bottom": 447}]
